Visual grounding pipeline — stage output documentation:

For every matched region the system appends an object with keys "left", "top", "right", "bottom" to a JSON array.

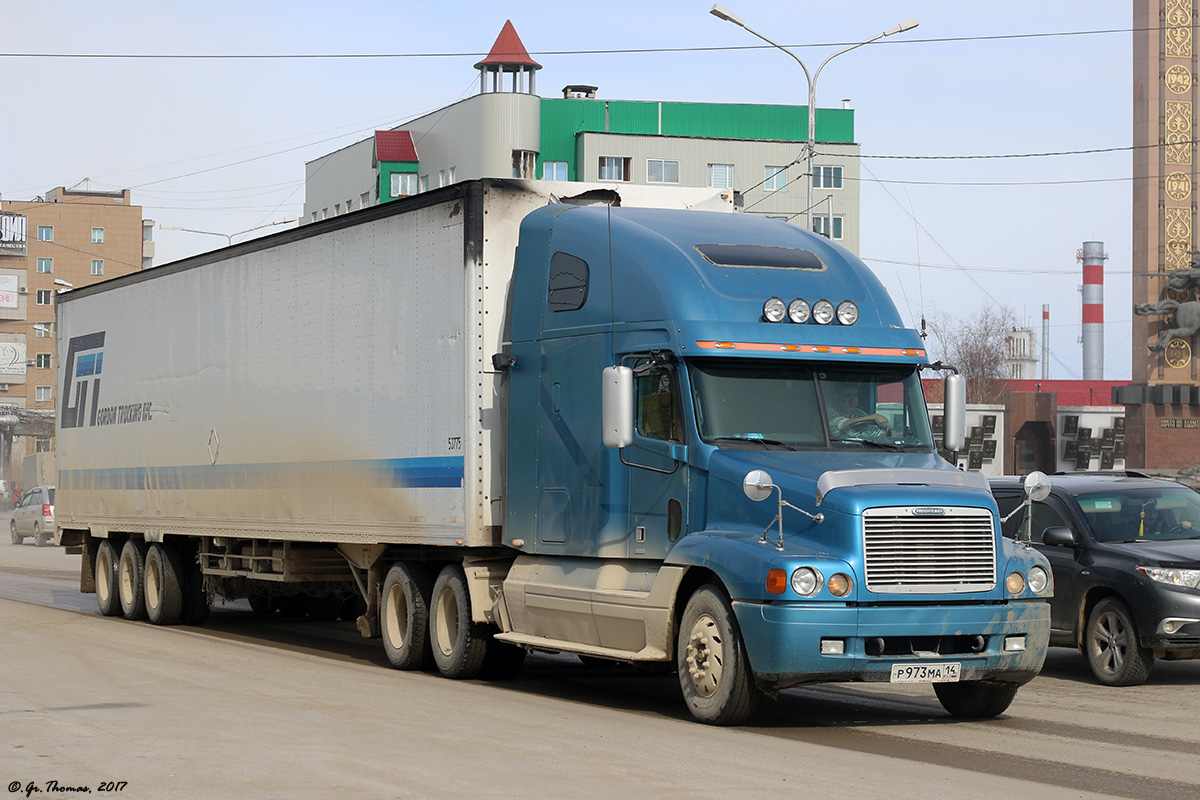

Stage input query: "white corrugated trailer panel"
[{"left": 57, "top": 194, "right": 478, "bottom": 546}]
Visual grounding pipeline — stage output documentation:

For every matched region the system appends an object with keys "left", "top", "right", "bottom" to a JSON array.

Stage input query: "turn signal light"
[{"left": 766, "top": 569, "right": 787, "bottom": 594}]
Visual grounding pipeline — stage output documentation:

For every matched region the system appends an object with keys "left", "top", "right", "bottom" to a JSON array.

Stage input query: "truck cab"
[{"left": 500, "top": 204, "right": 1051, "bottom": 723}]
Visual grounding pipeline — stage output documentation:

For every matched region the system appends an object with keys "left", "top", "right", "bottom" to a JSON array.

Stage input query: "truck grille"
[{"left": 862, "top": 507, "right": 996, "bottom": 594}]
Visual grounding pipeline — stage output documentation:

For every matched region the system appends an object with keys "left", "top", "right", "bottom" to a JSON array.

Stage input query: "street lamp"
[
  {"left": 159, "top": 216, "right": 298, "bottom": 246},
  {"left": 53, "top": 279, "right": 74, "bottom": 295},
  {"left": 710, "top": 5, "right": 918, "bottom": 230}
]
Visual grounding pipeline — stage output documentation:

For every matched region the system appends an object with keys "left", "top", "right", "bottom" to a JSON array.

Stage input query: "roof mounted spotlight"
[
  {"left": 763, "top": 296, "right": 786, "bottom": 322},
  {"left": 788, "top": 298, "right": 810, "bottom": 323},
  {"left": 836, "top": 301, "right": 859, "bottom": 325},
  {"left": 812, "top": 299, "right": 835, "bottom": 325}
]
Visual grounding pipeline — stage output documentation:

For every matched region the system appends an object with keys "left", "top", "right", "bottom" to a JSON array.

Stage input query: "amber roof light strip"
[{"left": 695, "top": 341, "right": 926, "bottom": 358}]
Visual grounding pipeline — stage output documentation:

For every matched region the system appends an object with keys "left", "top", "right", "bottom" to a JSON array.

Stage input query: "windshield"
[
  {"left": 688, "top": 359, "right": 934, "bottom": 451},
  {"left": 1076, "top": 487, "right": 1200, "bottom": 542}
]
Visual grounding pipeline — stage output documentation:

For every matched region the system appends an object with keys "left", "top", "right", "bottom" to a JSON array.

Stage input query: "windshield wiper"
[
  {"left": 711, "top": 436, "right": 796, "bottom": 451},
  {"left": 831, "top": 437, "right": 906, "bottom": 451}
]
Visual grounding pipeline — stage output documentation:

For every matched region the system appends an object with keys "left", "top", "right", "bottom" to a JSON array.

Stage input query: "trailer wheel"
[
  {"left": 118, "top": 539, "right": 149, "bottom": 620},
  {"left": 676, "top": 585, "right": 761, "bottom": 725},
  {"left": 94, "top": 539, "right": 122, "bottom": 617},
  {"left": 381, "top": 563, "right": 434, "bottom": 670},
  {"left": 934, "top": 681, "right": 1019, "bottom": 718},
  {"left": 144, "top": 543, "right": 184, "bottom": 626},
  {"left": 429, "top": 564, "right": 488, "bottom": 680}
]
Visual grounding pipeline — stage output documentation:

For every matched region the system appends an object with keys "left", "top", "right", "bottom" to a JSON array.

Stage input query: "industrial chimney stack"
[
  {"left": 1079, "top": 241, "right": 1107, "bottom": 380},
  {"left": 1042, "top": 304, "right": 1050, "bottom": 380}
]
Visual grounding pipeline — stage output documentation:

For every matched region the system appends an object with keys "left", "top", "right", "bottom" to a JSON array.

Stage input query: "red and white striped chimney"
[
  {"left": 1041, "top": 304, "right": 1050, "bottom": 380},
  {"left": 1079, "top": 241, "right": 1106, "bottom": 380}
]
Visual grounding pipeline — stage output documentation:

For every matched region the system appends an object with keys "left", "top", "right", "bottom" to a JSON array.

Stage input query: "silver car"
[{"left": 10, "top": 485, "right": 55, "bottom": 546}]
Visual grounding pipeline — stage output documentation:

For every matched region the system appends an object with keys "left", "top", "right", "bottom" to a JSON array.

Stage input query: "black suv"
[{"left": 989, "top": 473, "right": 1200, "bottom": 686}]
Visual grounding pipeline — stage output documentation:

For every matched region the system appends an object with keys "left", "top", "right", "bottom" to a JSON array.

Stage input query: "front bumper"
[
  {"left": 734, "top": 598, "right": 1050, "bottom": 692},
  {"left": 1131, "top": 583, "right": 1200, "bottom": 652}
]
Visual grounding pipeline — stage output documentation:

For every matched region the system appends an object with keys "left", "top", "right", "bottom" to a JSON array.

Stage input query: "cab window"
[{"left": 636, "top": 367, "right": 682, "bottom": 443}]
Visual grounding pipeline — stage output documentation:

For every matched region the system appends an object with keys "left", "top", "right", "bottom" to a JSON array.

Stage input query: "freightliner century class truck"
[{"left": 55, "top": 178, "right": 1051, "bottom": 725}]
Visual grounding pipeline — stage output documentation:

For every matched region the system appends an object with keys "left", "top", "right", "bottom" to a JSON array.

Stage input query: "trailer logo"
[{"left": 61, "top": 332, "right": 154, "bottom": 429}]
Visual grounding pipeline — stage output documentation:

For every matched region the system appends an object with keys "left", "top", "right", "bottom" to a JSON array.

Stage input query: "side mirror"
[
  {"left": 942, "top": 372, "right": 965, "bottom": 452},
  {"left": 1041, "top": 526, "right": 1076, "bottom": 547},
  {"left": 1023, "top": 470, "right": 1051, "bottom": 502},
  {"left": 743, "top": 469, "right": 774, "bottom": 502},
  {"left": 601, "top": 366, "right": 634, "bottom": 448}
]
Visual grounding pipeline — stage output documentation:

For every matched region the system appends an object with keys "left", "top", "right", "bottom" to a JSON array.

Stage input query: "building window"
[
  {"left": 543, "top": 161, "right": 568, "bottom": 181},
  {"left": 419, "top": 176, "right": 429, "bottom": 193},
  {"left": 599, "top": 156, "right": 631, "bottom": 182},
  {"left": 35, "top": 437, "right": 52, "bottom": 453},
  {"left": 37, "top": 226, "right": 53, "bottom": 242},
  {"left": 334, "top": 203, "right": 342, "bottom": 216},
  {"left": 36, "top": 353, "right": 51, "bottom": 369},
  {"left": 448, "top": 167, "right": 456, "bottom": 184},
  {"left": 91, "top": 259, "right": 104, "bottom": 275},
  {"left": 438, "top": 169, "right": 446, "bottom": 188},
  {"left": 142, "top": 257, "right": 153, "bottom": 270},
  {"left": 360, "top": 192, "right": 370, "bottom": 208},
  {"left": 36, "top": 289, "right": 52, "bottom": 305},
  {"left": 647, "top": 159, "right": 680, "bottom": 184},
  {"left": 35, "top": 322, "right": 52, "bottom": 337},
  {"left": 708, "top": 164, "right": 734, "bottom": 189},
  {"left": 764, "top": 166, "right": 788, "bottom": 191},
  {"left": 813, "top": 166, "right": 843, "bottom": 189},
  {"left": 812, "top": 215, "right": 844, "bottom": 240},
  {"left": 143, "top": 223, "right": 153, "bottom": 242},
  {"left": 512, "top": 150, "right": 536, "bottom": 179},
  {"left": 36, "top": 386, "right": 52, "bottom": 403},
  {"left": 390, "top": 173, "right": 417, "bottom": 198},
  {"left": 92, "top": 227, "right": 105, "bottom": 243},
  {"left": 37, "top": 257, "right": 52, "bottom": 273}
]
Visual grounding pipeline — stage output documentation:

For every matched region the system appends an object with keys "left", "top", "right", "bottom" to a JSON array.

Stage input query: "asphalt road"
[{"left": 2, "top": 541, "right": 1198, "bottom": 800}]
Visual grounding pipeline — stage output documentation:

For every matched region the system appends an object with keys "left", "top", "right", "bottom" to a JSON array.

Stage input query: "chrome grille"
[{"left": 862, "top": 507, "right": 996, "bottom": 594}]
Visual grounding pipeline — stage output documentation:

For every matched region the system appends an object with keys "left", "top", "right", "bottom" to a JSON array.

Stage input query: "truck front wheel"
[
  {"left": 933, "top": 680, "right": 1019, "bottom": 718},
  {"left": 429, "top": 564, "right": 488, "bottom": 679},
  {"left": 381, "top": 562, "right": 434, "bottom": 670},
  {"left": 94, "top": 539, "right": 122, "bottom": 617},
  {"left": 118, "top": 539, "right": 149, "bottom": 620},
  {"left": 676, "top": 585, "right": 761, "bottom": 725}
]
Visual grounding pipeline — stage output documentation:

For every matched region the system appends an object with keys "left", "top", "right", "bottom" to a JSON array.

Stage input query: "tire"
[
  {"left": 429, "top": 564, "right": 488, "bottom": 680},
  {"left": 118, "top": 539, "right": 149, "bottom": 620},
  {"left": 247, "top": 594, "right": 272, "bottom": 614},
  {"left": 179, "top": 546, "right": 210, "bottom": 626},
  {"left": 481, "top": 637, "right": 527, "bottom": 680},
  {"left": 304, "top": 592, "right": 344, "bottom": 621},
  {"left": 381, "top": 563, "right": 434, "bottom": 670},
  {"left": 144, "top": 542, "right": 184, "bottom": 625},
  {"left": 676, "top": 585, "right": 761, "bottom": 725},
  {"left": 10, "top": 520, "right": 22, "bottom": 545},
  {"left": 934, "top": 681, "right": 1019, "bottom": 718},
  {"left": 1085, "top": 598, "right": 1154, "bottom": 686},
  {"left": 94, "top": 539, "right": 123, "bottom": 617}
]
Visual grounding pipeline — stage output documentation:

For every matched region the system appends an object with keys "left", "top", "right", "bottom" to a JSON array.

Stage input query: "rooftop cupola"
[{"left": 475, "top": 20, "right": 541, "bottom": 95}]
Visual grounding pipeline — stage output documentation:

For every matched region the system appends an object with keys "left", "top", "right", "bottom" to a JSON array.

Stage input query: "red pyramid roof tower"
[{"left": 475, "top": 21, "right": 541, "bottom": 95}]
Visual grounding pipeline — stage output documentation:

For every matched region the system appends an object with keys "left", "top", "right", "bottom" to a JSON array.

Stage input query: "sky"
[{"left": 1, "top": 1, "right": 1135, "bottom": 379}]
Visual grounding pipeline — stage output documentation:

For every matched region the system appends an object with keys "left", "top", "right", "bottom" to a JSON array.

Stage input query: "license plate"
[{"left": 890, "top": 662, "right": 961, "bottom": 683}]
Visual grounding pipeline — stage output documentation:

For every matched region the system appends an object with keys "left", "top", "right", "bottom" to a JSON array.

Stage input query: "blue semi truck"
[{"left": 56, "top": 179, "right": 1050, "bottom": 725}]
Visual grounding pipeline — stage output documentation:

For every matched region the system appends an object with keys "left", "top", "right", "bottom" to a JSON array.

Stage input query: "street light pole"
[
  {"left": 159, "top": 216, "right": 298, "bottom": 247},
  {"left": 710, "top": 5, "right": 917, "bottom": 231}
]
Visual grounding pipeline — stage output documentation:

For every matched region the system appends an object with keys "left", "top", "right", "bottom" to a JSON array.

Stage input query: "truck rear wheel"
[
  {"left": 94, "top": 539, "right": 122, "bottom": 617},
  {"left": 429, "top": 564, "right": 488, "bottom": 680},
  {"left": 118, "top": 539, "right": 149, "bottom": 620},
  {"left": 676, "top": 585, "right": 761, "bottom": 725},
  {"left": 381, "top": 563, "right": 434, "bottom": 670},
  {"left": 145, "top": 543, "right": 184, "bottom": 625},
  {"left": 933, "top": 680, "right": 1019, "bottom": 718}
]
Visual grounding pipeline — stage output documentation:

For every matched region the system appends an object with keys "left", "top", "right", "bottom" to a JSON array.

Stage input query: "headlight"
[
  {"left": 788, "top": 298, "right": 810, "bottom": 323},
  {"left": 827, "top": 572, "right": 853, "bottom": 597},
  {"left": 812, "top": 299, "right": 834, "bottom": 325},
  {"left": 763, "top": 296, "right": 786, "bottom": 323},
  {"left": 1005, "top": 572, "right": 1026, "bottom": 594},
  {"left": 836, "top": 301, "right": 859, "bottom": 325},
  {"left": 1138, "top": 566, "right": 1200, "bottom": 588},
  {"left": 1027, "top": 565, "right": 1050, "bottom": 594},
  {"left": 791, "top": 567, "right": 824, "bottom": 597}
]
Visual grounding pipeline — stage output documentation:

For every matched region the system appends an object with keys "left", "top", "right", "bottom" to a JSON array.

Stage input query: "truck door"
[{"left": 626, "top": 359, "right": 688, "bottom": 559}]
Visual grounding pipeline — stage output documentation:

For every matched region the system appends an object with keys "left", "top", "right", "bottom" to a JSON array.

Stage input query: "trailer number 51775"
[{"left": 448, "top": 437, "right": 462, "bottom": 451}]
